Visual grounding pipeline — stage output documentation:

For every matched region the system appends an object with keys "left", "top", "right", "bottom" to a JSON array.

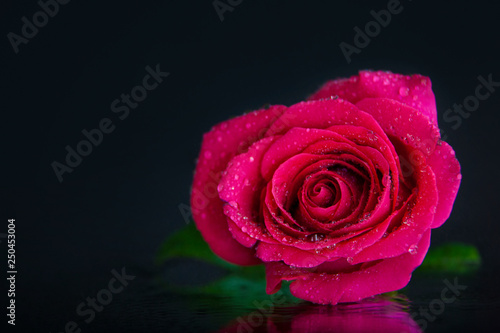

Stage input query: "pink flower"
[{"left": 191, "top": 71, "right": 461, "bottom": 304}]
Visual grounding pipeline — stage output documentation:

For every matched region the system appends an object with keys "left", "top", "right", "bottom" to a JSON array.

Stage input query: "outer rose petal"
[
  {"left": 266, "top": 230, "right": 431, "bottom": 305},
  {"left": 355, "top": 98, "right": 441, "bottom": 157},
  {"left": 256, "top": 242, "right": 329, "bottom": 267},
  {"left": 427, "top": 141, "right": 462, "bottom": 228},
  {"left": 351, "top": 165, "right": 438, "bottom": 264},
  {"left": 220, "top": 136, "right": 280, "bottom": 245},
  {"left": 308, "top": 70, "right": 438, "bottom": 126},
  {"left": 355, "top": 97, "right": 461, "bottom": 229},
  {"left": 191, "top": 105, "right": 286, "bottom": 265}
]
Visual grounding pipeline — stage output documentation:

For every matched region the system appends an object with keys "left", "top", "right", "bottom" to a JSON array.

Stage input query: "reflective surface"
[
  {"left": 51, "top": 264, "right": 499, "bottom": 332},
  {"left": 218, "top": 296, "right": 421, "bottom": 333}
]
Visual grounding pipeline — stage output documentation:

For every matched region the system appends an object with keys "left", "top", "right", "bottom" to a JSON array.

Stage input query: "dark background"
[{"left": 1, "top": 0, "right": 500, "bottom": 332}]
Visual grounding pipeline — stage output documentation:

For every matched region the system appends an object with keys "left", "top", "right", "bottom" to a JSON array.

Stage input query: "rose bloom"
[{"left": 191, "top": 71, "right": 461, "bottom": 304}]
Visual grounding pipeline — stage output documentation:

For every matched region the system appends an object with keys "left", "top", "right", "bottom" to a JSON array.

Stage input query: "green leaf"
[
  {"left": 418, "top": 242, "right": 481, "bottom": 274},
  {"left": 155, "top": 222, "right": 237, "bottom": 269},
  {"left": 176, "top": 272, "right": 301, "bottom": 307}
]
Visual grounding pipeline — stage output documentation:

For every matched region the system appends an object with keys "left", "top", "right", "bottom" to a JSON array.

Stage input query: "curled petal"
[
  {"left": 266, "top": 230, "right": 431, "bottom": 304},
  {"left": 427, "top": 141, "right": 461, "bottom": 228},
  {"left": 191, "top": 105, "right": 286, "bottom": 265},
  {"left": 308, "top": 70, "right": 438, "bottom": 126},
  {"left": 220, "top": 136, "right": 280, "bottom": 245},
  {"left": 355, "top": 98, "right": 441, "bottom": 157}
]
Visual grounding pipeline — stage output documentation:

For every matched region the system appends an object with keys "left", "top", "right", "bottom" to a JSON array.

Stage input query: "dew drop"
[
  {"left": 346, "top": 257, "right": 354, "bottom": 264},
  {"left": 408, "top": 244, "right": 418, "bottom": 255},
  {"left": 234, "top": 174, "right": 239, "bottom": 180},
  {"left": 308, "top": 233, "right": 325, "bottom": 242},
  {"left": 228, "top": 201, "right": 239, "bottom": 209},
  {"left": 249, "top": 156, "right": 255, "bottom": 163},
  {"left": 456, "top": 174, "right": 462, "bottom": 180},
  {"left": 399, "top": 87, "right": 409, "bottom": 96}
]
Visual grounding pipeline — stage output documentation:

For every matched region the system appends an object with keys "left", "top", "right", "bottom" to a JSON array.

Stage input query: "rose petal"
[
  {"left": 427, "top": 141, "right": 461, "bottom": 228},
  {"left": 308, "top": 70, "right": 438, "bottom": 126},
  {"left": 226, "top": 217, "right": 257, "bottom": 248},
  {"left": 351, "top": 165, "right": 438, "bottom": 264},
  {"left": 266, "top": 229, "right": 430, "bottom": 304},
  {"left": 191, "top": 105, "right": 286, "bottom": 265},
  {"left": 256, "top": 242, "right": 329, "bottom": 267},
  {"left": 355, "top": 98, "right": 441, "bottom": 157},
  {"left": 221, "top": 136, "right": 280, "bottom": 245}
]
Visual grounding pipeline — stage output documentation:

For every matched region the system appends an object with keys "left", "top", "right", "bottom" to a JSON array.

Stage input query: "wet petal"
[
  {"left": 309, "top": 70, "right": 438, "bottom": 126},
  {"left": 192, "top": 105, "right": 286, "bottom": 265}
]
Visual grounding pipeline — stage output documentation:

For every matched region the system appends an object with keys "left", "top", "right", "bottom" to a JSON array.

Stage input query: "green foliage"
[
  {"left": 157, "top": 224, "right": 481, "bottom": 303},
  {"left": 419, "top": 242, "right": 481, "bottom": 274},
  {"left": 155, "top": 222, "right": 236, "bottom": 269}
]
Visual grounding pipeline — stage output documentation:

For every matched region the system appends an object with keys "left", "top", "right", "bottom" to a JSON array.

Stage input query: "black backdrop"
[{"left": 1, "top": 0, "right": 500, "bottom": 332}]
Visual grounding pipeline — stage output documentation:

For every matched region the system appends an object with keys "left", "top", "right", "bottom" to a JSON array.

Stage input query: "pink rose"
[{"left": 191, "top": 70, "right": 461, "bottom": 304}]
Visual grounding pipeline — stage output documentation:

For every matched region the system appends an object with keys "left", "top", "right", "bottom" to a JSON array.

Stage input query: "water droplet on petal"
[
  {"left": 346, "top": 257, "right": 354, "bottom": 264},
  {"left": 308, "top": 233, "right": 325, "bottom": 242},
  {"left": 249, "top": 156, "right": 255, "bottom": 163},
  {"left": 399, "top": 87, "right": 409, "bottom": 96},
  {"left": 408, "top": 244, "right": 418, "bottom": 255}
]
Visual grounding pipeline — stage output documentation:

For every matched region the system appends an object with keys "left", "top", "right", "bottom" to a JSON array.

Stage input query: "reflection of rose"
[
  {"left": 219, "top": 296, "right": 422, "bottom": 333},
  {"left": 192, "top": 71, "right": 461, "bottom": 304}
]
